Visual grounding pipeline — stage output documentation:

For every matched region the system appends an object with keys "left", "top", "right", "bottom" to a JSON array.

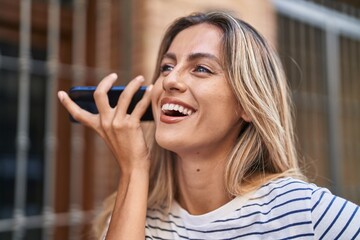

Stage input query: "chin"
[
  {"left": 155, "top": 134, "right": 176, "bottom": 150},
  {"left": 155, "top": 132, "right": 184, "bottom": 153}
]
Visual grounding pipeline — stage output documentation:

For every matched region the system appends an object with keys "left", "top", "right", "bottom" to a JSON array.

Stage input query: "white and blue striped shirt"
[{"left": 145, "top": 177, "right": 360, "bottom": 239}]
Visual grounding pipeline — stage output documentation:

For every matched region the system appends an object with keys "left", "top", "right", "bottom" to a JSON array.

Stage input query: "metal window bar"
[
  {"left": 1, "top": 0, "right": 359, "bottom": 239},
  {"left": 95, "top": 0, "right": 111, "bottom": 77},
  {"left": 273, "top": 0, "right": 360, "bottom": 198},
  {"left": 42, "top": 0, "right": 60, "bottom": 239},
  {"left": 340, "top": 36, "right": 360, "bottom": 202},
  {"left": 93, "top": 0, "right": 112, "bottom": 211},
  {"left": 0, "top": 1, "right": 97, "bottom": 238},
  {"left": 273, "top": 0, "right": 360, "bottom": 39},
  {"left": 120, "top": 0, "right": 132, "bottom": 81},
  {"left": 68, "top": 0, "right": 88, "bottom": 239},
  {"left": 13, "top": 0, "right": 32, "bottom": 239},
  {"left": 0, "top": 211, "right": 94, "bottom": 233},
  {"left": 0, "top": 55, "right": 102, "bottom": 80},
  {"left": 281, "top": 17, "right": 329, "bottom": 179},
  {"left": 325, "top": 29, "right": 343, "bottom": 196},
  {"left": 0, "top": 57, "right": 111, "bottom": 235}
]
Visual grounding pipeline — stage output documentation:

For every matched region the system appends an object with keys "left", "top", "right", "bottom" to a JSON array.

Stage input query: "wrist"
[
  {"left": 118, "top": 164, "right": 150, "bottom": 185},
  {"left": 119, "top": 160, "right": 150, "bottom": 177}
]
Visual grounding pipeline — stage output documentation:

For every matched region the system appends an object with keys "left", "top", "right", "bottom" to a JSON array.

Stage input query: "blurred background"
[{"left": 0, "top": 0, "right": 359, "bottom": 239}]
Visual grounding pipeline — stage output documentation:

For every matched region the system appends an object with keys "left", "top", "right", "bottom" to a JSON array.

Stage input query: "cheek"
[
  {"left": 151, "top": 79, "right": 163, "bottom": 103},
  {"left": 150, "top": 79, "right": 164, "bottom": 122},
  {"left": 207, "top": 93, "right": 241, "bottom": 123}
]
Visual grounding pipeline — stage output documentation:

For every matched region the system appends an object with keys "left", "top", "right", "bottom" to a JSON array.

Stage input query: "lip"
[{"left": 159, "top": 97, "right": 196, "bottom": 124}]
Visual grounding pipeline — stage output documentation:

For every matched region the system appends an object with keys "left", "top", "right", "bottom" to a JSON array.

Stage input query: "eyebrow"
[{"left": 162, "top": 52, "right": 222, "bottom": 66}]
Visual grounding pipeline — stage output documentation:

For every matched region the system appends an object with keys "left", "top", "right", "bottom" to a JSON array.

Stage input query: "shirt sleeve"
[{"left": 311, "top": 187, "right": 360, "bottom": 239}]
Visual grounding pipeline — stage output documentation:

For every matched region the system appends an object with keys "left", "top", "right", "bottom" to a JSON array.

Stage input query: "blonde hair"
[{"left": 94, "top": 11, "right": 305, "bottom": 238}]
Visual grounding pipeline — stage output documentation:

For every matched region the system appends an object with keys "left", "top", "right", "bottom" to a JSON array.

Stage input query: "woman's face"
[{"left": 152, "top": 23, "right": 246, "bottom": 159}]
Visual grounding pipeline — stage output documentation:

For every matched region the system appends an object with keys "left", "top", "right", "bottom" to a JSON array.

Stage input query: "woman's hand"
[
  {"left": 57, "top": 73, "right": 153, "bottom": 174},
  {"left": 59, "top": 73, "right": 153, "bottom": 239}
]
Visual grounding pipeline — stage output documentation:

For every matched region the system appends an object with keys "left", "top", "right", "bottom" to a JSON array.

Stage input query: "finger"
[
  {"left": 58, "top": 91, "right": 97, "bottom": 127},
  {"left": 93, "top": 73, "right": 118, "bottom": 115},
  {"left": 115, "top": 75, "right": 145, "bottom": 118},
  {"left": 129, "top": 84, "right": 153, "bottom": 120}
]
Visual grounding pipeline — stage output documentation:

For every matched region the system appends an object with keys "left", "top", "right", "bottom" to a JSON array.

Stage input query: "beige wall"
[{"left": 130, "top": 0, "right": 276, "bottom": 82}]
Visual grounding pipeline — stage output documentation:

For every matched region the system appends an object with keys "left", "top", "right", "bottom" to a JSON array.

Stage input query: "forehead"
[{"left": 167, "top": 23, "right": 223, "bottom": 57}]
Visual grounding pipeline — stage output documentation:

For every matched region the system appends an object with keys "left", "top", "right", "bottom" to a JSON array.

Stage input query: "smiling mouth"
[{"left": 161, "top": 103, "right": 195, "bottom": 117}]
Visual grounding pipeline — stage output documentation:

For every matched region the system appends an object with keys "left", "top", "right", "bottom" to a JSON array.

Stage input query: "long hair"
[
  {"left": 148, "top": 10, "right": 303, "bottom": 206},
  {"left": 94, "top": 11, "right": 304, "bottom": 238}
]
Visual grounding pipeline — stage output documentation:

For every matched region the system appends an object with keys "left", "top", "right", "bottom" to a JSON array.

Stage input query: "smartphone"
[{"left": 69, "top": 86, "right": 153, "bottom": 122}]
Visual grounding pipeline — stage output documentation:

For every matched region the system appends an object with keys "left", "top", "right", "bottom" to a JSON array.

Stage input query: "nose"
[{"left": 162, "top": 69, "right": 187, "bottom": 93}]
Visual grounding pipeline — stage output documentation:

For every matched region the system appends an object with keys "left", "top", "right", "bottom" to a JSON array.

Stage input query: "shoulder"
[
  {"left": 249, "top": 177, "right": 360, "bottom": 239},
  {"left": 309, "top": 183, "right": 360, "bottom": 239},
  {"left": 241, "top": 177, "right": 320, "bottom": 224},
  {"left": 250, "top": 176, "right": 359, "bottom": 212},
  {"left": 249, "top": 177, "right": 322, "bottom": 206}
]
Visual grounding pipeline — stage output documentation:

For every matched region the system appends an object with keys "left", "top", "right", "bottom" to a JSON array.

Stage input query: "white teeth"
[{"left": 161, "top": 103, "right": 194, "bottom": 116}]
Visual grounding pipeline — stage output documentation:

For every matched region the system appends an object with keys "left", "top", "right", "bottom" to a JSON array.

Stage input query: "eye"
[
  {"left": 160, "top": 64, "right": 174, "bottom": 74},
  {"left": 194, "top": 65, "right": 213, "bottom": 74}
]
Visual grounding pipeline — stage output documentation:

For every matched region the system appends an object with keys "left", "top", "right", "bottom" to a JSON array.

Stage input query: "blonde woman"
[{"left": 58, "top": 11, "right": 360, "bottom": 239}]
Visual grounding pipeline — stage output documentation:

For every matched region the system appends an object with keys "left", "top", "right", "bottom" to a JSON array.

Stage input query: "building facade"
[{"left": 0, "top": 0, "right": 359, "bottom": 239}]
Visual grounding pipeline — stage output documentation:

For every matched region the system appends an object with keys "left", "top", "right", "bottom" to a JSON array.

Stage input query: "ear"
[
  {"left": 240, "top": 110, "right": 252, "bottom": 122},
  {"left": 235, "top": 104, "right": 252, "bottom": 122}
]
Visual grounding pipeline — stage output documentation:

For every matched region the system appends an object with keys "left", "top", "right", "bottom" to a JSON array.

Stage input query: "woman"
[{"left": 58, "top": 11, "right": 359, "bottom": 239}]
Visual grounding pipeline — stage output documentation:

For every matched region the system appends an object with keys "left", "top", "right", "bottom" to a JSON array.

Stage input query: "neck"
[{"left": 174, "top": 151, "right": 232, "bottom": 215}]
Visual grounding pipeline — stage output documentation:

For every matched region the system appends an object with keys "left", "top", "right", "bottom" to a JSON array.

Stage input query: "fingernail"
[
  {"left": 110, "top": 73, "right": 117, "bottom": 79},
  {"left": 147, "top": 84, "right": 153, "bottom": 91},
  {"left": 136, "top": 75, "right": 145, "bottom": 82},
  {"left": 57, "top": 91, "right": 65, "bottom": 102}
]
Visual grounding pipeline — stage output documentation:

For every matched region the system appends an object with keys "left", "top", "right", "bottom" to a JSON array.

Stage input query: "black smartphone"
[{"left": 69, "top": 86, "right": 153, "bottom": 122}]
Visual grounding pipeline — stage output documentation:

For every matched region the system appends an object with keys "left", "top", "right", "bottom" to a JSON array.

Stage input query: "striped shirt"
[{"left": 145, "top": 177, "right": 360, "bottom": 239}]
